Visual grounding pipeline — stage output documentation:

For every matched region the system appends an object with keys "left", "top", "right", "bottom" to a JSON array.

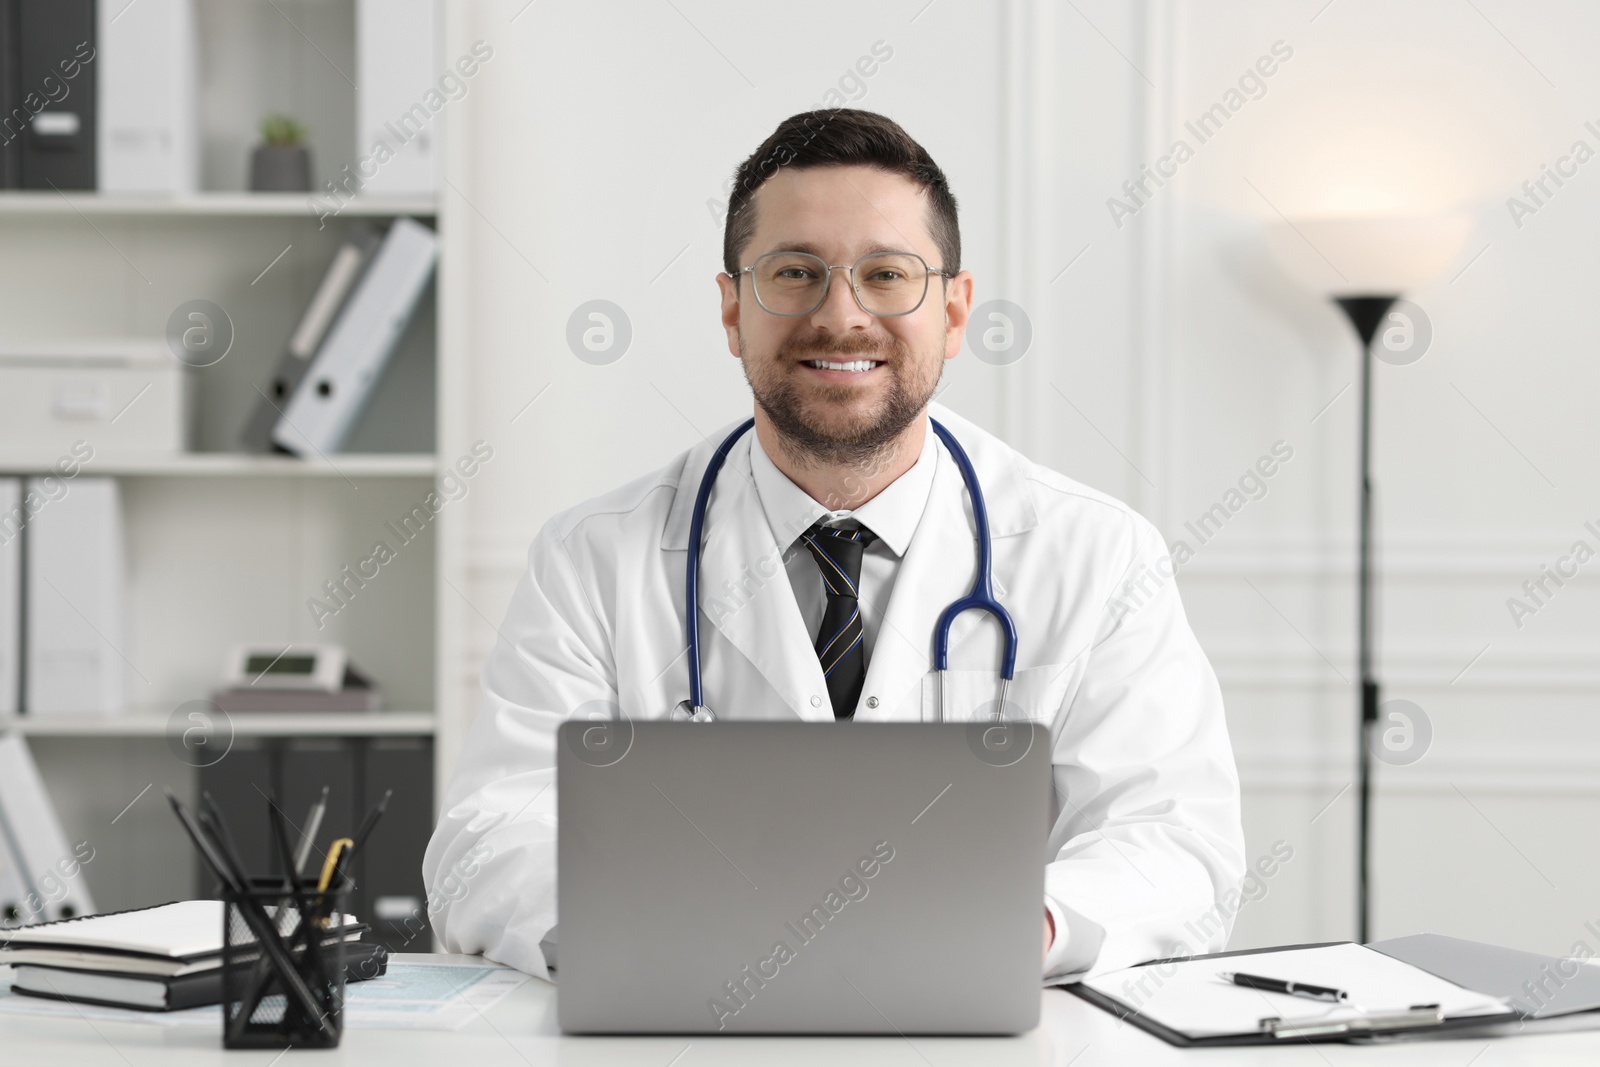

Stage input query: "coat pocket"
[{"left": 917, "top": 661, "right": 1081, "bottom": 724}]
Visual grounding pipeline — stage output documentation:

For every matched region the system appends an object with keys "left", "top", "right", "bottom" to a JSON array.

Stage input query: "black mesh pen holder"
[{"left": 221, "top": 876, "right": 351, "bottom": 1049}]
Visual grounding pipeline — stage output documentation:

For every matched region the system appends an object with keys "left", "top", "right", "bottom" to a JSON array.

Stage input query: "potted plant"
[{"left": 250, "top": 114, "right": 312, "bottom": 192}]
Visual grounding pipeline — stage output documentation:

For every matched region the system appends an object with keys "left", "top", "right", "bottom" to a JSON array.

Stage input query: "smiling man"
[{"left": 424, "top": 109, "right": 1245, "bottom": 985}]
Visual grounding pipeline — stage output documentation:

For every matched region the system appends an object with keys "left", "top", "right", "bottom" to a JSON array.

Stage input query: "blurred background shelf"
[
  {"left": 0, "top": 453, "right": 438, "bottom": 477},
  {"left": 0, "top": 0, "right": 449, "bottom": 926},
  {"left": 0, "top": 193, "right": 436, "bottom": 218},
  {"left": 0, "top": 712, "right": 436, "bottom": 737}
]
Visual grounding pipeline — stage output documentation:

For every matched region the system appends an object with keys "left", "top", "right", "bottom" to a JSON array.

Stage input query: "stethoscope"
[{"left": 676, "top": 417, "right": 1018, "bottom": 724}]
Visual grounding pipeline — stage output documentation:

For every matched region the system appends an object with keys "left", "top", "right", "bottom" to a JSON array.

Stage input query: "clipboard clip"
[{"left": 1259, "top": 1003, "right": 1444, "bottom": 1039}]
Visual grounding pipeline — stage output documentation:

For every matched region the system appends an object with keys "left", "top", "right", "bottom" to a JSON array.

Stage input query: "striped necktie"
[{"left": 800, "top": 521, "right": 878, "bottom": 720}]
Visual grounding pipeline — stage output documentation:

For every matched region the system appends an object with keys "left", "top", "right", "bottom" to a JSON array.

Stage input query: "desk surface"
[{"left": 4, "top": 953, "right": 1599, "bottom": 1064}]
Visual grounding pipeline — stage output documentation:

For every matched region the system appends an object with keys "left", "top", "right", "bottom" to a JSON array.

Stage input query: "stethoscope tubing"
[
  {"left": 928, "top": 419, "right": 1018, "bottom": 679},
  {"left": 683, "top": 417, "right": 756, "bottom": 718},
  {"left": 683, "top": 416, "right": 1018, "bottom": 723}
]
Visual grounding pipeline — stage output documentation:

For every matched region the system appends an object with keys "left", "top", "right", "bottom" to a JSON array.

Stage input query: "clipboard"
[{"left": 1061, "top": 940, "right": 1530, "bottom": 1046}]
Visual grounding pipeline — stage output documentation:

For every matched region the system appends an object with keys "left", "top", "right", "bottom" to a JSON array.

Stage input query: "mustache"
[{"left": 782, "top": 333, "right": 897, "bottom": 360}]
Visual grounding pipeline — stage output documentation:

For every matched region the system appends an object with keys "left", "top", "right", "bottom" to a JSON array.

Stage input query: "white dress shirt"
[{"left": 748, "top": 426, "right": 937, "bottom": 671}]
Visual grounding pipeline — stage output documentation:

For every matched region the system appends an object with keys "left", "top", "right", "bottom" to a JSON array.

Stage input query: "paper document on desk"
[
  {"left": 1083, "top": 943, "right": 1510, "bottom": 1039},
  {"left": 343, "top": 962, "right": 530, "bottom": 1030}
]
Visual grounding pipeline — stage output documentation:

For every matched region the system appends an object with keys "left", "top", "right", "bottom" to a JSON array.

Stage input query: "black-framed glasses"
[{"left": 729, "top": 250, "right": 953, "bottom": 318}]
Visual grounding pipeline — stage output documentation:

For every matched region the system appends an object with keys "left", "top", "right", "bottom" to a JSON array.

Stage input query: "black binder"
[
  {"left": 280, "top": 737, "right": 358, "bottom": 881},
  {"left": 195, "top": 739, "right": 275, "bottom": 899},
  {"left": 357, "top": 737, "right": 433, "bottom": 952},
  {"left": 0, "top": 0, "right": 16, "bottom": 187},
  {"left": 3, "top": 0, "right": 97, "bottom": 189},
  {"left": 194, "top": 734, "right": 433, "bottom": 952}
]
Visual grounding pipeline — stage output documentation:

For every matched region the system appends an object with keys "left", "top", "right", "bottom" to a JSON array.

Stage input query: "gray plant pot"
[{"left": 250, "top": 144, "right": 312, "bottom": 192}]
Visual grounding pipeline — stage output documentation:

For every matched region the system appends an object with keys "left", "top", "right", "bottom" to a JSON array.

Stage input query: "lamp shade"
[{"left": 1266, "top": 213, "right": 1473, "bottom": 296}]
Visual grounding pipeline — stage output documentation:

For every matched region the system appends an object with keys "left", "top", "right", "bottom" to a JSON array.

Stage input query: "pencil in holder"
[{"left": 220, "top": 876, "right": 351, "bottom": 1049}]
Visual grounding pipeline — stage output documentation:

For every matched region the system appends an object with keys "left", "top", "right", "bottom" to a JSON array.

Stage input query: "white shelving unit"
[
  {"left": 0, "top": 454, "right": 438, "bottom": 477},
  {"left": 0, "top": 176, "right": 449, "bottom": 911},
  {"left": 0, "top": 713, "right": 436, "bottom": 738},
  {"left": 0, "top": 176, "right": 447, "bottom": 911},
  {"left": 0, "top": 36, "right": 456, "bottom": 916},
  {"left": 0, "top": 194, "right": 437, "bottom": 218}
]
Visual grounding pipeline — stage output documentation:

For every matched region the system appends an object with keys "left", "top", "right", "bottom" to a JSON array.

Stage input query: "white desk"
[{"left": 4, "top": 953, "right": 1599, "bottom": 1064}]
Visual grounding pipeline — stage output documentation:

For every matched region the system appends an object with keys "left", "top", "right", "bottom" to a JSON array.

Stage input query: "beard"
[{"left": 740, "top": 331, "right": 942, "bottom": 469}]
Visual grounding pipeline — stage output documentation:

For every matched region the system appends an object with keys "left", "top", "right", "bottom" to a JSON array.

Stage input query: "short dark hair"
[{"left": 722, "top": 109, "right": 961, "bottom": 278}]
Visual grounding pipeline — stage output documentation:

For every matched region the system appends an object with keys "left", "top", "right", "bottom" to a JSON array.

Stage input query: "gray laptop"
[{"left": 556, "top": 720, "right": 1050, "bottom": 1034}]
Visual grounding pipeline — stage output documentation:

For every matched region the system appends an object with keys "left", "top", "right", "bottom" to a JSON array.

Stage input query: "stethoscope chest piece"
[{"left": 672, "top": 699, "right": 717, "bottom": 723}]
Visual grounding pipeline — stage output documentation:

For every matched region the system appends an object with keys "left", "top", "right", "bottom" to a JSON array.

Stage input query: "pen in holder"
[
  {"left": 167, "top": 786, "right": 387, "bottom": 1049},
  {"left": 220, "top": 876, "right": 351, "bottom": 1049}
]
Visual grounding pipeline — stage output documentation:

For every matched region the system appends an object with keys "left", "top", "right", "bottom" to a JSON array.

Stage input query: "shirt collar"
[{"left": 749, "top": 417, "right": 938, "bottom": 559}]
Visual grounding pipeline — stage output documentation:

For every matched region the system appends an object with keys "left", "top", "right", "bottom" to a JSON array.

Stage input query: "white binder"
[
  {"left": 0, "top": 733, "right": 95, "bottom": 926},
  {"left": 0, "top": 479, "right": 19, "bottom": 716},
  {"left": 0, "top": 828, "right": 30, "bottom": 926},
  {"left": 271, "top": 218, "right": 439, "bottom": 456},
  {"left": 97, "top": 0, "right": 201, "bottom": 194},
  {"left": 356, "top": 0, "right": 440, "bottom": 196},
  {"left": 25, "top": 478, "right": 125, "bottom": 716},
  {"left": 240, "top": 226, "right": 381, "bottom": 451}
]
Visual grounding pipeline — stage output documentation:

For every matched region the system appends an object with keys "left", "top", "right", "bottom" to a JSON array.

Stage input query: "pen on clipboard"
[{"left": 1219, "top": 971, "right": 1349, "bottom": 1003}]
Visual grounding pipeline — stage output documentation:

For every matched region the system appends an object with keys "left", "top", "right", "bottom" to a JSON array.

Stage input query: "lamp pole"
[{"left": 1333, "top": 295, "right": 1396, "bottom": 947}]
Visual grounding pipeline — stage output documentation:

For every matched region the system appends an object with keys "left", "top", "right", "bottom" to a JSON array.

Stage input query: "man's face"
[{"left": 718, "top": 165, "right": 973, "bottom": 464}]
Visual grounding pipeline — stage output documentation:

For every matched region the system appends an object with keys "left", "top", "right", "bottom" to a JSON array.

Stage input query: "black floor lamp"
[
  {"left": 1335, "top": 294, "right": 1395, "bottom": 946},
  {"left": 1267, "top": 214, "right": 1471, "bottom": 945}
]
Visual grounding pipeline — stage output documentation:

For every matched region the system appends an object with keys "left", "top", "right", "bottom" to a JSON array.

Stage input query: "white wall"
[
  {"left": 443, "top": 0, "right": 1600, "bottom": 957},
  {"left": 1160, "top": 0, "right": 1600, "bottom": 955}
]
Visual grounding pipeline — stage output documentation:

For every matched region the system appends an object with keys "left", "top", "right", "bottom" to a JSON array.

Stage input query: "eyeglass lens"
[{"left": 751, "top": 252, "right": 932, "bottom": 316}]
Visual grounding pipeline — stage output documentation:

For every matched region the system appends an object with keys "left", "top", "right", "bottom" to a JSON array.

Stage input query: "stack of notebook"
[{"left": 0, "top": 900, "right": 385, "bottom": 1011}]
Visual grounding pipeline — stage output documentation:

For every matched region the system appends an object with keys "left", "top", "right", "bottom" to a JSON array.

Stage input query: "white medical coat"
[{"left": 423, "top": 402, "right": 1245, "bottom": 982}]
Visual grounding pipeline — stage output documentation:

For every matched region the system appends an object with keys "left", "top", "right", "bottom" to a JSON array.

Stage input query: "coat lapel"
[
  {"left": 662, "top": 427, "right": 832, "bottom": 722},
  {"left": 855, "top": 404, "right": 1040, "bottom": 721}
]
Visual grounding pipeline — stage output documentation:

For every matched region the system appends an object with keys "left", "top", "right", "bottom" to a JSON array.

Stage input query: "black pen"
[
  {"left": 167, "top": 790, "right": 243, "bottom": 896},
  {"left": 266, "top": 793, "right": 302, "bottom": 889},
  {"left": 1220, "top": 971, "right": 1349, "bottom": 1003},
  {"left": 265, "top": 793, "right": 315, "bottom": 937},
  {"left": 197, "top": 808, "right": 247, "bottom": 894},
  {"left": 349, "top": 789, "right": 393, "bottom": 860}
]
